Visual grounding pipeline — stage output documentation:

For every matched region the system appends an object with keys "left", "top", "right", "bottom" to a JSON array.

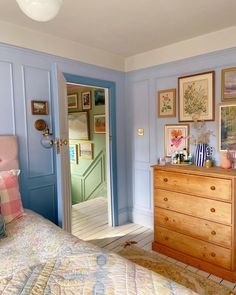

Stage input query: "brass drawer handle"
[
  {"left": 164, "top": 236, "right": 169, "bottom": 241},
  {"left": 211, "top": 230, "right": 216, "bottom": 236},
  {"left": 163, "top": 178, "right": 168, "bottom": 182},
  {"left": 210, "top": 186, "right": 216, "bottom": 191},
  {"left": 210, "top": 208, "right": 216, "bottom": 213},
  {"left": 164, "top": 197, "right": 168, "bottom": 202},
  {"left": 164, "top": 217, "right": 169, "bottom": 221},
  {"left": 211, "top": 252, "right": 216, "bottom": 257}
]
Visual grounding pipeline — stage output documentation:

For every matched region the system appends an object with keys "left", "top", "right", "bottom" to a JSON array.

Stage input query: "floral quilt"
[{"left": 0, "top": 211, "right": 196, "bottom": 294}]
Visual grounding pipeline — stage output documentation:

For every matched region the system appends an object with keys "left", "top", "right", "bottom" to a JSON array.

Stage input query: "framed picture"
[
  {"left": 81, "top": 91, "right": 92, "bottom": 110},
  {"left": 69, "top": 144, "right": 79, "bottom": 164},
  {"left": 178, "top": 71, "right": 215, "bottom": 122},
  {"left": 68, "top": 112, "right": 89, "bottom": 140},
  {"left": 31, "top": 100, "right": 48, "bottom": 115},
  {"left": 158, "top": 88, "right": 176, "bottom": 118},
  {"left": 94, "top": 89, "right": 105, "bottom": 106},
  {"left": 79, "top": 143, "right": 93, "bottom": 160},
  {"left": 94, "top": 114, "right": 106, "bottom": 134},
  {"left": 221, "top": 67, "right": 236, "bottom": 101},
  {"left": 218, "top": 103, "right": 236, "bottom": 151},
  {"left": 68, "top": 93, "right": 78, "bottom": 109},
  {"left": 164, "top": 124, "right": 189, "bottom": 157}
]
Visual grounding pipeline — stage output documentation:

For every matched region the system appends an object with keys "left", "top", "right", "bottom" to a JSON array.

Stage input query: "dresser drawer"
[
  {"left": 155, "top": 207, "right": 231, "bottom": 248},
  {"left": 154, "top": 170, "right": 231, "bottom": 201},
  {"left": 155, "top": 189, "right": 231, "bottom": 225},
  {"left": 155, "top": 226, "right": 231, "bottom": 270}
]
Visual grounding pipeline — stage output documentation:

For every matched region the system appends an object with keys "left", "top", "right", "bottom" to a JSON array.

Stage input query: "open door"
[{"left": 52, "top": 64, "right": 72, "bottom": 232}]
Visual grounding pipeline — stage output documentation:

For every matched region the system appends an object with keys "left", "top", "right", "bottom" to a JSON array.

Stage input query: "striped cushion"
[{"left": 0, "top": 170, "right": 24, "bottom": 224}]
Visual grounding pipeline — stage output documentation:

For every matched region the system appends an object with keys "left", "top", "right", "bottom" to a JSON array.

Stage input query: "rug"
[{"left": 118, "top": 245, "right": 235, "bottom": 295}]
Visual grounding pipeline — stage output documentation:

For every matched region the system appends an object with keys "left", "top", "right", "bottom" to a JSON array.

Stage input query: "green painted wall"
[{"left": 68, "top": 86, "right": 106, "bottom": 205}]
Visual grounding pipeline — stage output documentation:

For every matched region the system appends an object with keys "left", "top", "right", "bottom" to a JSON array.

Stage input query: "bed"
[{"left": 0, "top": 136, "right": 196, "bottom": 294}]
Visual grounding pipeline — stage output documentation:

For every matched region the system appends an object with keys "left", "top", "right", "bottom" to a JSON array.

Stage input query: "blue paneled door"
[{"left": 52, "top": 64, "right": 72, "bottom": 232}]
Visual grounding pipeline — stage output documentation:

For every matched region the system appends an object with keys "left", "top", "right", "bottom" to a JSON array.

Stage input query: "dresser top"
[{"left": 152, "top": 164, "right": 236, "bottom": 179}]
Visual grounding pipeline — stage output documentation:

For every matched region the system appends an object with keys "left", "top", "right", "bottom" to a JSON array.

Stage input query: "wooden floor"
[{"left": 72, "top": 197, "right": 236, "bottom": 291}]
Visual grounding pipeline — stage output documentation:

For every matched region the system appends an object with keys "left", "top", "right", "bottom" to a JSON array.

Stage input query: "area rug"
[{"left": 118, "top": 245, "right": 235, "bottom": 295}]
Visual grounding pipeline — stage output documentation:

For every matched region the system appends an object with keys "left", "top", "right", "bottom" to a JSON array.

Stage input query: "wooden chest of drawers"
[{"left": 152, "top": 165, "right": 236, "bottom": 282}]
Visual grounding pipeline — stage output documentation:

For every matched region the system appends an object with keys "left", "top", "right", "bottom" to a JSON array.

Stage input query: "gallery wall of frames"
[
  {"left": 67, "top": 86, "right": 107, "bottom": 205},
  {"left": 125, "top": 47, "right": 236, "bottom": 227}
]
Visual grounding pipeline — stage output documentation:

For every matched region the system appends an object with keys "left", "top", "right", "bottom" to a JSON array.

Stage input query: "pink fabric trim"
[{"left": 0, "top": 136, "right": 18, "bottom": 171}]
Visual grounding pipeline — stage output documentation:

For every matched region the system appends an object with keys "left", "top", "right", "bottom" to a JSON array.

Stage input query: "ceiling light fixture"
[{"left": 16, "top": 0, "right": 63, "bottom": 22}]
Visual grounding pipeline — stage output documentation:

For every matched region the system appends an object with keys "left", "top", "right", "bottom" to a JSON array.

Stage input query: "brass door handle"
[{"left": 62, "top": 139, "right": 68, "bottom": 146}]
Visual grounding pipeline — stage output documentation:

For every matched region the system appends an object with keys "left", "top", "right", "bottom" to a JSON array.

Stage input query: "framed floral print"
[
  {"left": 221, "top": 67, "right": 236, "bottom": 101},
  {"left": 158, "top": 88, "right": 176, "bottom": 118},
  {"left": 178, "top": 71, "right": 215, "bottom": 122},
  {"left": 218, "top": 103, "right": 236, "bottom": 151},
  {"left": 164, "top": 124, "right": 189, "bottom": 156}
]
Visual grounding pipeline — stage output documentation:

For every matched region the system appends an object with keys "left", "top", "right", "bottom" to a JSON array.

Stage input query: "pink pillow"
[{"left": 0, "top": 170, "right": 24, "bottom": 223}]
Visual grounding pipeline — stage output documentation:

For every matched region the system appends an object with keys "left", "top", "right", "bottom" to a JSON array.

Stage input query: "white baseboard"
[
  {"left": 128, "top": 207, "right": 153, "bottom": 229},
  {"left": 118, "top": 208, "right": 129, "bottom": 225}
]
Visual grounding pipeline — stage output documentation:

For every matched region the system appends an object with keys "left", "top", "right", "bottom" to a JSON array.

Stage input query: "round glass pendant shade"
[{"left": 16, "top": 0, "right": 63, "bottom": 22}]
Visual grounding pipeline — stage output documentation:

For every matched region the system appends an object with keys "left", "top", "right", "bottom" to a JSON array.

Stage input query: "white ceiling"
[{"left": 1, "top": 0, "right": 236, "bottom": 57}]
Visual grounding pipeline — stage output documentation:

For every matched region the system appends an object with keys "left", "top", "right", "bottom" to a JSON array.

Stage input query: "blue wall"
[
  {"left": 126, "top": 47, "right": 236, "bottom": 228},
  {"left": 0, "top": 43, "right": 127, "bottom": 224}
]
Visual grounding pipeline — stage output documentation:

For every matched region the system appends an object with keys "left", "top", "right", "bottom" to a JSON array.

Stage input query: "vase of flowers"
[{"left": 190, "top": 114, "right": 214, "bottom": 167}]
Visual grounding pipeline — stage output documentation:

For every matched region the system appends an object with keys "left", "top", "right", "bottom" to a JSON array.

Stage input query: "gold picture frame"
[
  {"left": 94, "top": 114, "right": 106, "bottom": 134},
  {"left": 221, "top": 67, "right": 236, "bottom": 101},
  {"left": 31, "top": 100, "right": 48, "bottom": 115},
  {"left": 218, "top": 103, "right": 236, "bottom": 151},
  {"left": 81, "top": 91, "right": 92, "bottom": 110},
  {"left": 158, "top": 88, "right": 176, "bottom": 118},
  {"left": 68, "top": 93, "right": 78, "bottom": 109},
  {"left": 178, "top": 71, "right": 215, "bottom": 122}
]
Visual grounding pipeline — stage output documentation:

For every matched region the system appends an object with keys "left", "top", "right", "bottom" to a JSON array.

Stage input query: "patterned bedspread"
[{"left": 0, "top": 211, "right": 196, "bottom": 294}]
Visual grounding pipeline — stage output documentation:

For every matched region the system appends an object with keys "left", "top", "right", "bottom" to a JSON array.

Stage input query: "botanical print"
[
  {"left": 68, "top": 112, "right": 89, "bottom": 140},
  {"left": 222, "top": 68, "right": 236, "bottom": 100},
  {"left": 158, "top": 89, "right": 176, "bottom": 118},
  {"left": 165, "top": 124, "right": 189, "bottom": 156},
  {"left": 183, "top": 79, "right": 208, "bottom": 117},
  {"left": 219, "top": 104, "right": 236, "bottom": 151},
  {"left": 178, "top": 71, "right": 214, "bottom": 122},
  {"left": 94, "top": 114, "right": 106, "bottom": 133}
]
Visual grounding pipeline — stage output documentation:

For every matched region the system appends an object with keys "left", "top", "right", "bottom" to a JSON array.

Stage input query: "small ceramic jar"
[{"left": 220, "top": 151, "right": 232, "bottom": 169}]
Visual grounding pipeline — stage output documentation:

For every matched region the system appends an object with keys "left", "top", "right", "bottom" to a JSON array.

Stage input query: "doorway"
[{"left": 64, "top": 72, "right": 118, "bottom": 229}]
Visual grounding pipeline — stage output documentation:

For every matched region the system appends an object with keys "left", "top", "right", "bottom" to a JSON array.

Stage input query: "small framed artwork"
[
  {"left": 81, "top": 91, "right": 92, "bottom": 110},
  {"left": 69, "top": 144, "right": 79, "bottom": 164},
  {"left": 164, "top": 124, "right": 189, "bottom": 156},
  {"left": 158, "top": 88, "right": 176, "bottom": 118},
  {"left": 68, "top": 112, "right": 89, "bottom": 140},
  {"left": 68, "top": 93, "right": 78, "bottom": 109},
  {"left": 218, "top": 103, "right": 236, "bottom": 151},
  {"left": 79, "top": 143, "right": 93, "bottom": 160},
  {"left": 31, "top": 100, "right": 48, "bottom": 115},
  {"left": 178, "top": 71, "right": 215, "bottom": 122},
  {"left": 222, "top": 67, "right": 236, "bottom": 101},
  {"left": 94, "top": 89, "right": 105, "bottom": 106},
  {"left": 94, "top": 114, "right": 106, "bottom": 134}
]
